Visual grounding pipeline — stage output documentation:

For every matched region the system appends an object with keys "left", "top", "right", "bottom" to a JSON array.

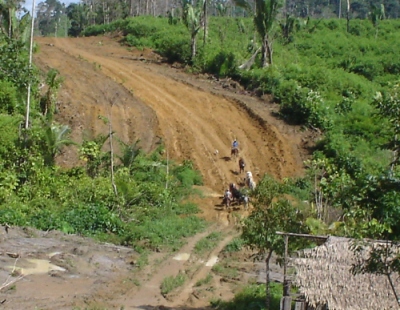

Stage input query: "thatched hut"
[{"left": 291, "top": 236, "right": 400, "bottom": 310}]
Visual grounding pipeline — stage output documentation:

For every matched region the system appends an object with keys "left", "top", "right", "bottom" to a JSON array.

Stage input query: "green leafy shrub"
[
  {"left": 82, "top": 23, "right": 119, "bottom": 36},
  {"left": 206, "top": 50, "right": 237, "bottom": 77},
  {"left": 278, "top": 82, "right": 331, "bottom": 129},
  {"left": 154, "top": 30, "right": 190, "bottom": 63},
  {"left": 0, "top": 81, "right": 19, "bottom": 114},
  {"left": 223, "top": 237, "right": 244, "bottom": 253},
  {"left": 0, "top": 115, "right": 22, "bottom": 162},
  {"left": 350, "top": 59, "right": 384, "bottom": 81},
  {"left": 173, "top": 160, "right": 203, "bottom": 187},
  {"left": 125, "top": 34, "right": 154, "bottom": 49},
  {"left": 123, "top": 19, "right": 158, "bottom": 37}
]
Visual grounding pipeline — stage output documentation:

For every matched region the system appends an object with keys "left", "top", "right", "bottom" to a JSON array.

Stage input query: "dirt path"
[{"left": 0, "top": 35, "right": 308, "bottom": 309}]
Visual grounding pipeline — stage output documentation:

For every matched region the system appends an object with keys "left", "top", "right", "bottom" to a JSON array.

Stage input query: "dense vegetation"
[{"left": 2, "top": 0, "right": 400, "bottom": 308}]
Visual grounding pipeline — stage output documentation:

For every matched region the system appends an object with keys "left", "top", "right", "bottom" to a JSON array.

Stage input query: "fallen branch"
[
  {"left": 238, "top": 47, "right": 261, "bottom": 71},
  {"left": 0, "top": 257, "right": 24, "bottom": 292}
]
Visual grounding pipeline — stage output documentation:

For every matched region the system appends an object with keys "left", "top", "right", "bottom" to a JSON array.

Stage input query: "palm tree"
[
  {"left": 42, "top": 122, "right": 75, "bottom": 166},
  {"left": 118, "top": 139, "right": 142, "bottom": 169},
  {"left": 234, "top": 0, "right": 282, "bottom": 67}
]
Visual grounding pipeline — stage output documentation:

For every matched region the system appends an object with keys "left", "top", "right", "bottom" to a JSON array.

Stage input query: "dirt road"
[
  {"left": 34, "top": 36, "right": 304, "bottom": 192},
  {"left": 0, "top": 35, "right": 308, "bottom": 309}
]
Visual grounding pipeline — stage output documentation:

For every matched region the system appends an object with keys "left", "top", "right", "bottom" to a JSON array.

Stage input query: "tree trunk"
[
  {"left": 265, "top": 250, "right": 273, "bottom": 310},
  {"left": 137, "top": 0, "right": 141, "bottom": 16},
  {"left": 262, "top": 33, "right": 273, "bottom": 67},
  {"left": 261, "top": 36, "right": 268, "bottom": 68},
  {"left": 129, "top": 0, "right": 133, "bottom": 16},
  {"left": 266, "top": 40, "right": 273, "bottom": 66},
  {"left": 109, "top": 108, "right": 117, "bottom": 197},
  {"left": 203, "top": 0, "right": 207, "bottom": 47},
  {"left": 346, "top": 0, "right": 351, "bottom": 33},
  {"left": 191, "top": 34, "right": 197, "bottom": 63}
]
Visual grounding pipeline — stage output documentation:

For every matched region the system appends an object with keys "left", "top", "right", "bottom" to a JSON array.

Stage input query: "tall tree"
[{"left": 36, "top": 0, "right": 65, "bottom": 36}]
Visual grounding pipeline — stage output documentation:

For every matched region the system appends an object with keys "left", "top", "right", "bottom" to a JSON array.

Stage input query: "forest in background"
[
  {"left": 25, "top": 0, "right": 400, "bottom": 37},
  {"left": 2, "top": 0, "right": 400, "bottom": 308}
]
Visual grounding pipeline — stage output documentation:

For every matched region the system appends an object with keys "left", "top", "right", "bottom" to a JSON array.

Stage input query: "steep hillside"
[{"left": 34, "top": 36, "right": 307, "bottom": 193}]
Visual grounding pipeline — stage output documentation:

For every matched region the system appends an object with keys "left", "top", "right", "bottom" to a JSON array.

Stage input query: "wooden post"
[
  {"left": 25, "top": 0, "right": 36, "bottom": 129},
  {"left": 282, "top": 234, "right": 292, "bottom": 310}
]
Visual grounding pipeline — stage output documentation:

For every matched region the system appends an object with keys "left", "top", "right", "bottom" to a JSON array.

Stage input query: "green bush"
[
  {"left": 125, "top": 34, "right": 154, "bottom": 49},
  {"left": 278, "top": 82, "right": 331, "bottom": 129},
  {"left": 210, "top": 283, "right": 282, "bottom": 310},
  {"left": 0, "top": 114, "right": 22, "bottom": 161},
  {"left": 0, "top": 81, "right": 19, "bottom": 114},
  {"left": 223, "top": 237, "right": 244, "bottom": 252},
  {"left": 123, "top": 19, "right": 158, "bottom": 37},
  {"left": 173, "top": 160, "right": 203, "bottom": 188},
  {"left": 350, "top": 59, "right": 384, "bottom": 81},
  {"left": 154, "top": 30, "right": 190, "bottom": 63},
  {"left": 206, "top": 50, "right": 237, "bottom": 77}
]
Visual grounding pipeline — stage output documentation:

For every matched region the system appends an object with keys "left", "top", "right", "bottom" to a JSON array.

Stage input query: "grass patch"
[
  {"left": 135, "top": 250, "right": 149, "bottom": 270},
  {"left": 194, "top": 273, "right": 213, "bottom": 287},
  {"left": 223, "top": 237, "right": 245, "bottom": 253},
  {"left": 193, "top": 232, "right": 222, "bottom": 257},
  {"left": 160, "top": 272, "right": 187, "bottom": 296},
  {"left": 128, "top": 277, "right": 141, "bottom": 287},
  {"left": 211, "top": 262, "right": 239, "bottom": 280}
]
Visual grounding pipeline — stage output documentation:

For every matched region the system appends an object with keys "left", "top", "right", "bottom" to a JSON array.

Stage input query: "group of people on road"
[{"left": 222, "top": 139, "right": 252, "bottom": 210}]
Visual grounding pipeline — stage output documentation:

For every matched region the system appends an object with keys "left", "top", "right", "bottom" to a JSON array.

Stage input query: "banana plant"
[
  {"left": 0, "top": 0, "right": 29, "bottom": 42},
  {"left": 369, "top": 3, "right": 385, "bottom": 39},
  {"left": 234, "top": 0, "right": 282, "bottom": 67},
  {"left": 182, "top": 0, "right": 205, "bottom": 63},
  {"left": 40, "top": 69, "right": 64, "bottom": 119}
]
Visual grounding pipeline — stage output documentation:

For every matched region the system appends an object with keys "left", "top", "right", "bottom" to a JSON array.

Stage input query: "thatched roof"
[{"left": 292, "top": 236, "right": 400, "bottom": 310}]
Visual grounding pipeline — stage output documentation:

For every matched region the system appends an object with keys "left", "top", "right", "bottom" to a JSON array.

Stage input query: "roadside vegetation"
[
  {"left": 2, "top": 0, "right": 400, "bottom": 308},
  {"left": 194, "top": 231, "right": 223, "bottom": 257},
  {"left": 160, "top": 272, "right": 187, "bottom": 296}
]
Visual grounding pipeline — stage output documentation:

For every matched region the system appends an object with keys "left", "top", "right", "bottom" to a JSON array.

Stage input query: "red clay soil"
[{"left": 0, "top": 35, "right": 313, "bottom": 310}]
